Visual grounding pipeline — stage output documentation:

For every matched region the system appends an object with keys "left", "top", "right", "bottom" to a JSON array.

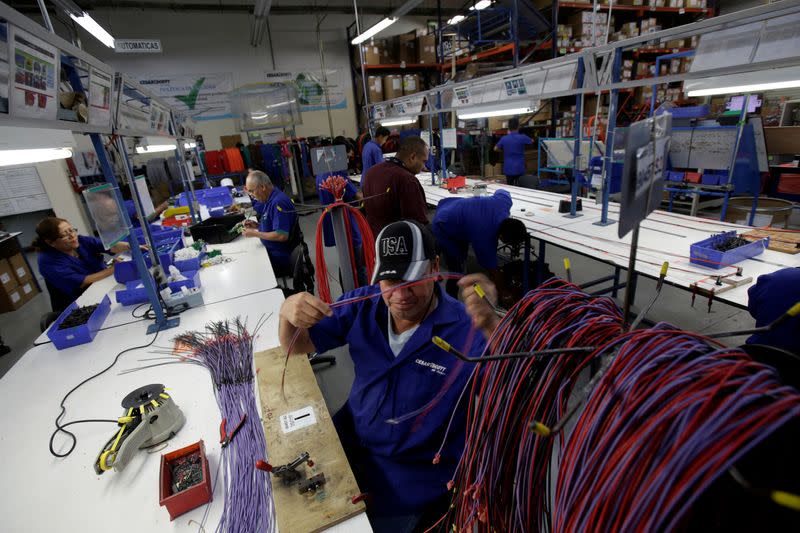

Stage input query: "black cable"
[{"left": 49, "top": 329, "right": 160, "bottom": 458}]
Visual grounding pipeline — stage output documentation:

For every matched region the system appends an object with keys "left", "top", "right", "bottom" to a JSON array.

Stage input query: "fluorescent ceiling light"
[
  {"left": 469, "top": 0, "right": 492, "bottom": 11},
  {"left": 687, "top": 79, "right": 800, "bottom": 97},
  {"left": 70, "top": 11, "right": 115, "bottom": 48},
  {"left": 458, "top": 100, "right": 538, "bottom": 119},
  {"left": 184, "top": 141, "right": 197, "bottom": 149},
  {"left": 351, "top": 17, "right": 397, "bottom": 45},
  {"left": 0, "top": 148, "right": 73, "bottom": 167},
  {"left": 448, "top": 15, "right": 466, "bottom": 24},
  {"left": 136, "top": 144, "right": 176, "bottom": 154},
  {"left": 381, "top": 117, "right": 416, "bottom": 126}
]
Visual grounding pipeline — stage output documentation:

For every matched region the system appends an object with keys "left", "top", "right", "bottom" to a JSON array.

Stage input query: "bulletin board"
[{"left": 0, "top": 166, "right": 52, "bottom": 216}]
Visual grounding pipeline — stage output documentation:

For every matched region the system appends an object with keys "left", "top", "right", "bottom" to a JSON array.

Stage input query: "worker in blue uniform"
[
  {"left": 278, "top": 220, "right": 501, "bottom": 532},
  {"left": 494, "top": 117, "right": 533, "bottom": 186},
  {"left": 432, "top": 189, "right": 527, "bottom": 296},
  {"left": 361, "top": 126, "right": 390, "bottom": 189},
  {"left": 242, "top": 170, "right": 297, "bottom": 274},
  {"left": 747, "top": 267, "right": 800, "bottom": 354},
  {"left": 34, "top": 216, "right": 134, "bottom": 312}
]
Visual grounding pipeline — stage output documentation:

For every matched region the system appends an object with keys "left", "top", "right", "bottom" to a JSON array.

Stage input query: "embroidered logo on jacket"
[{"left": 415, "top": 359, "right": 447, "bottom": 376}]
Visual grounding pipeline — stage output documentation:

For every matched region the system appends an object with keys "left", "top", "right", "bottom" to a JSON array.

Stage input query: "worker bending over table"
[
  {"left": 494, "top": 117, "right": 533, "bottom": 186},
  {"left": 432, "top": 189, "right": 528, "bottom": 297},
  {"left": 279, "top": 220, "right": 500, "bottom": 532},
  {"left": 362, "top": 136, "right": 430, "bottom": 236},
  {"left": 361, "top": 126, "right": 390, "bottom": 186},
  {"left": 242, "top": 170, "right": 298, "bottom": 273},
  {"left": 34, "top": 217, "right": 134, "bottom": 312}
]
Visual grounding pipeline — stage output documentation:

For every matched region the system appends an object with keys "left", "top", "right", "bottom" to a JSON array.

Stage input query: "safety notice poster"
[
  {"left": 9, "top": 26, "right": 58, "bottom": 120},
  {"left": 89, "top": 67, "right": 113, "bottom": 128}
]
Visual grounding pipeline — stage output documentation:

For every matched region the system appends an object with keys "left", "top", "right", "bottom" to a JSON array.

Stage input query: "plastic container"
[
  {"left": 167, "top": 270, "right": 202, "bottom": 293},
  {"left": 701, "top": 172, "right": 721, "bottom": 186},
  {"left": 173, "top": 248, "right": 207, "bottom": 272},
  {"left": 114, "top": 239, "right": 182, "bottom": 283},
  {"left": 189, "top": 213, "right": 245, "bottom": 245},
  {"left": 47, "top": 295, "right": 112, "bottom": 350},
  {"left": 667, "top": 171, "right": 685, "bottom": 182},
  {"left": 177, "top": 187, "right": 233, "bottom": 209},
  {"left": 159, "top": 440, "right": 212, "bottom": 521},
  {"left": 690, "top": 230, "right": 769, "bottom": 269},
  {"left": 685, "top": 172, "right": 702, "bottom": 184},
  {"left": 114, "top": 280, "right": 150, "bottom": 306},
  {"left": 665, "top": 105, "right": 709, "bottom": 119}
]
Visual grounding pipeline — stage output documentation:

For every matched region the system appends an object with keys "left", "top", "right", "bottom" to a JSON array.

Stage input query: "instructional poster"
[
  {"left": 264, "top": 70, "right": 347, "bottom": 112},
  {"left": 9, "top": 26, "right": 58, "bottom": 120},
  {"left": 89, "top": 67, "right": 113, "bottom": 128},
  {"left": 0, "top": 167, "right": 52, "bottom": 216}
]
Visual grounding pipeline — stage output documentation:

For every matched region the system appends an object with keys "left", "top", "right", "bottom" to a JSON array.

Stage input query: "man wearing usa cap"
[{"left": 279, "top": 220, "right": 500, "bottom": 531}]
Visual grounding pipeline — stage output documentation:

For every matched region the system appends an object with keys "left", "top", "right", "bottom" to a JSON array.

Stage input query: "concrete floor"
[{"left": 0, "top": 199, "right": 759, "bottom": 410}]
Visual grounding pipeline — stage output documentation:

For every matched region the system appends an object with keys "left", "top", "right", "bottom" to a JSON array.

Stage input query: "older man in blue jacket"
[{"left": 279, "top": 220, "right": 499, "bottom": 532}]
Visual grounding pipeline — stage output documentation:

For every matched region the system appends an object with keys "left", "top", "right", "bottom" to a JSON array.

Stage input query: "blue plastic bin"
[
  {"left": 667, "top": 171, "right": 685, "bottom": 182},
  {"left": 47, "top": 294, "right": 112, "bottom": 350},
  {"left": 115, "top": 280, "right": 150, "bottom": 306},
  {"left": 690, "top": 231, "right": 769, "bottom": 269},
  {"left": 176, "top": 187, "right": 232, "bottom": 209},
  {"left": 167, "top": 270, "right": 202, "bottom": 293},
  {"left": 114, "top": 238, "right": 182, "bottom": 283},
  {"left": 701, "top": 173, "right": 721, "bottom": 186},
  {"left": 173, "top": 248, "right": 207, "bottom": 272}
]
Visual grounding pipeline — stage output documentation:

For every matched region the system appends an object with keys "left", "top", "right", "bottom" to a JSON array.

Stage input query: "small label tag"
[
  {"left": 279, "top": 406, "right": 316, "bottom": 434},
  {"left": 0, "top": 273, "right": 9, "bottom": 284},
  {"left": 16, "top": 267, "right": 25, "bottom": 278}
]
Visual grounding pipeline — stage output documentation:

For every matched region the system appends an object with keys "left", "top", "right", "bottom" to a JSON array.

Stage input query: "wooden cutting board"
[{"left": 254, "top": 347, "right": 365, "bottom": 533}]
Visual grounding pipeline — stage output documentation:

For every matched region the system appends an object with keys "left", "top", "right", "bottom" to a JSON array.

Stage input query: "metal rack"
[{"left": 365, "top": 0, "right": 800, "bottom": 223}]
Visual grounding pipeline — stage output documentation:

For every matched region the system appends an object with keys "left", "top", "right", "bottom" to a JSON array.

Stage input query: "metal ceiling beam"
[{"left": 12, "top": 1, "right": 458, "bottom": 15}]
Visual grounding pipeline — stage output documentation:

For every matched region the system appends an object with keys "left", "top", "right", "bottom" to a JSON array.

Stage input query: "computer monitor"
[{"left": 726, "top": 94, "right": 762, "bottom": 114}]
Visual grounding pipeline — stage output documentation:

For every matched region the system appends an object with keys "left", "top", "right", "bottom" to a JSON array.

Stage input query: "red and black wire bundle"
[{"left": 315, "top": 175, "right": 375, "bottom": 303}]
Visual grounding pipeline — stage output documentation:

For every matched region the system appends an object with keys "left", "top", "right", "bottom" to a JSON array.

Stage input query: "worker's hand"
[
  {"left": 243, "top": 219, "right": 258, "bottom": 229},
  {"left": 280, "top": 292, "right": 333, "bottom": 329},
  {"left": 242, "top": 228, "right": 260, "bottom": 238},
  {"left": 459, "top": 274, "right": 501, "bottom": 336}
]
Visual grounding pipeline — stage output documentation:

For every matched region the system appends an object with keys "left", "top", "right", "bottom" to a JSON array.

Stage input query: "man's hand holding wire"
[
  {"left": 280, "top": 292, "right": 333, "bottom": 330},
  {"left": 458, "top": 274, "right": 501, "bottom": 339}
]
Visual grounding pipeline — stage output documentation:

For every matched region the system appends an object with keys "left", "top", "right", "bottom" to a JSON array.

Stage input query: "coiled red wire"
[{"left": 315, "top": 175, "right": 375, "bottom": 303}]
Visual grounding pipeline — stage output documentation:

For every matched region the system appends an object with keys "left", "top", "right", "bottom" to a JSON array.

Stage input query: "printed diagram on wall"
[
  {"left": 264, "top": 70, "right": 347, "bottom": 112},
  {"left": 138, "top": 73, "right": 234, "bottom": 121}
]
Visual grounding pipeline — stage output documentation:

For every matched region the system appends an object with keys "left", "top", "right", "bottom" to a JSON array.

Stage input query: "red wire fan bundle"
[{"left": 315, "top": 175, "right": 375, "bottom": 303}]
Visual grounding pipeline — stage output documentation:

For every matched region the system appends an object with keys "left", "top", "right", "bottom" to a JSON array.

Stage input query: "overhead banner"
[
  {"left": 115, "top": 39, "right": 162, "bottom": 54},
  {"left": 138, "top": 73, "right": 233, "bottom": 121},
  {"left": 264, "top": 70, "right": 347, "bottom": 112}
]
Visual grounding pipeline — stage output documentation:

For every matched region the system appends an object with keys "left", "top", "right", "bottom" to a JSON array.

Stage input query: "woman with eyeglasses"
[{"left": 33, "top": 217, "right": 132, "bottom": 312}]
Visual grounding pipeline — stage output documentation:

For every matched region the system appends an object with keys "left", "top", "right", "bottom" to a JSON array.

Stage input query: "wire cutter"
[{"left": 219, "top": 413, "right": 247, "bottom": 448}]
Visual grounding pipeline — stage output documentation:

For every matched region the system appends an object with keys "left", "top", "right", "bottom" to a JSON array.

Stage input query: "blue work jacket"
[
  {"left": 432, "top": 189, "right": 513, "bottom": 269},
  {"left": 496, "top": 131, "right": 533, "bottom": 176},
  {"left": 38, "top": 235, "right": 107, "bottom": 303},
  {"left": 309, "top": 284, "right": 486, "bottom": 514},
  {"left": 747, "top": 267, "right": 800, "bottom": 354},
  {"left": 259, "top": 188, "right": 296, "bottom": 272},
  {"left": 361, "top": 140, "right": 383, "bottom": 188}
]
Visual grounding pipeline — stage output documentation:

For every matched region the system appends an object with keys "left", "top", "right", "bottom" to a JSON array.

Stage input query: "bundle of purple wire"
[{"left": 174, "top": 317, "right": 276, "bottom": 533}]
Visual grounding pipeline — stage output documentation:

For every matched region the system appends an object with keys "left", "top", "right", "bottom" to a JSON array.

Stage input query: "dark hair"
[
  {"left": 396, "top": 136, "right": 428, "bottom": 160},
  {"left": 497, "top": 217, "right": 527, "bottom": 246},
  {"left": 375, "top": 126, "right": 390, "bottom": 139},
  {"left": 508, "top": 117, "right": 520, "bottom": 131},
  {"left": 32, "top": 217, "right": 69, "bottom": 251}
]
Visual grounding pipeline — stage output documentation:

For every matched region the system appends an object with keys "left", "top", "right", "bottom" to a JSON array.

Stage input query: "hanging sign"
[
  {"left": 139, "top": 73, "right": 233, "bottom": 121},
  {"left": 9, "top": 26, "right": 58, "bottom": 120},
  {"left": 373, "top": 104, "right": 387, "bottom": 120},
  {"left": 504, "top": 77, "right": 528, "bottom": 98},
  {"left": 453, "top": 86, "right": 471, "bottom": 107},
  {"left": 115, "top": 40, "right": 162, "bottom": 53},
  {"left": 88, "top": 67, "right": 113, "bottom": 128}
]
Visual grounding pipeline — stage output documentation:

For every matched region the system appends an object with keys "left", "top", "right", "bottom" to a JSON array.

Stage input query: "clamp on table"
[{"left": 255, "top": 452, "right": 327, "bottom": 494}]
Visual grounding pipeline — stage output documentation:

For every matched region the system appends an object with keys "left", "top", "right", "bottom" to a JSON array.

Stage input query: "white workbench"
[
  {"left": 1, "top": 235, "right": 371, "bottom": 532},
  {"left": 355, "top": 172, "right": 799, "bottom": 309}
]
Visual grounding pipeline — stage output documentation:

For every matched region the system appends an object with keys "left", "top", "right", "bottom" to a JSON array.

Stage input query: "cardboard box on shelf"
[
  {"left": 402, "top": 74, "right": 422, "bottom": 95},
  {"left": 18, "top": 280, "right": 39, "bottom": 303},
  {"left": 398, "top": 31, "right": 417, "bottom": 64},
  {"left": 0, "top": 285, "right": 25, "bottom": 313},
  {"left": 417, "top": 34, "right": 437, "bottom": 64},
  {"left": 0, "top": 259, "right": 17, "bottom": 292},
  {"left": 356, "top": 42, "right": 383, "bottom": 66},
  {"left": 8, "top": 254, "right": 31, "bottom": 285},
  {"left": 367, "top": 75, "right": 384, "bottom": 103},
  {"left": 382, "top": 75, "right": 404, "bottom": 100}
]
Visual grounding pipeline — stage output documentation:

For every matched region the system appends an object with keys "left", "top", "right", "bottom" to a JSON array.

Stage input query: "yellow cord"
[{"left": 772, "top": 490, "right": 800, "bottom": 511}]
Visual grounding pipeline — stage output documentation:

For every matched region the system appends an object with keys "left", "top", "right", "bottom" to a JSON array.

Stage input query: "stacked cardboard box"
[
  {"left": 416, "top": 33, "right": 437, "bottom": 64},
  {"left": 402, "top": 74, "right": 422, "bottom": 95},
  {"left": 622, "top": 59, "right": 635, "bottom": 81},
  {"left": 398, "top": 31, "right": 416, "bottom": 64},
  {"left": 0, "top": 254, "right": 38, "bottom": 313},
  {"left": 569, "top": 11, "right": 613, "bottom": 48},
  {"left": 686, "top": 0, "right": 707, "bottom": 7},
  {"left": 367, "top": 75, "right": 384, "bottom": 102},
  {"left": 382, "top": 75, "right": 403, "bottom": 100},
  {"left": 636, "top": 61, "right": 655, "bottom": 78},
  {"left": 556, "top": 24, "right": 573, "bottom": 48},
  {"left": 355, "top": 41, "right": 384, "bottom": 66},
  {"left": 640, "top": 18, "right": 662, "bottom": 34}
]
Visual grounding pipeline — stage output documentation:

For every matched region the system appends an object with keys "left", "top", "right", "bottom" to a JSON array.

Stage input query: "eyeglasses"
[{"left": 58, "top": 228, "right": 78, "bottom": 239}]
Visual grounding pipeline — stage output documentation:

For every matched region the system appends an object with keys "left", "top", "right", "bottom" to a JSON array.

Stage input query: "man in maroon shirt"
[{"left": 362, "top": 136, "right": 430, "bottom": 235}]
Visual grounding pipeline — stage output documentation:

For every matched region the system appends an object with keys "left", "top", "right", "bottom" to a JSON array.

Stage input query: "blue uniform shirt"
[
  {"left": 432, "top": 189, "right": 513, "bottom": 269},
  {"left": 38, "top": 235, "right": 107, "bottom": 303},
  {"left": 309, "top": 284, "right": 486, "bottom": 514},
  {"left": 496, "top": 131, "right": 533, "bottom": 176},
  {"left": 315, "top": 172, "right": 362, "bottom": 249},
  {"left": 361, "top": 140, "right": 384, "bottom": 188},
  {"left": 747, "top": 268, "right": 800, "bottom": 354},
  {"left": 259, "top": 188, "right": 297, "bottom": 272}
]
